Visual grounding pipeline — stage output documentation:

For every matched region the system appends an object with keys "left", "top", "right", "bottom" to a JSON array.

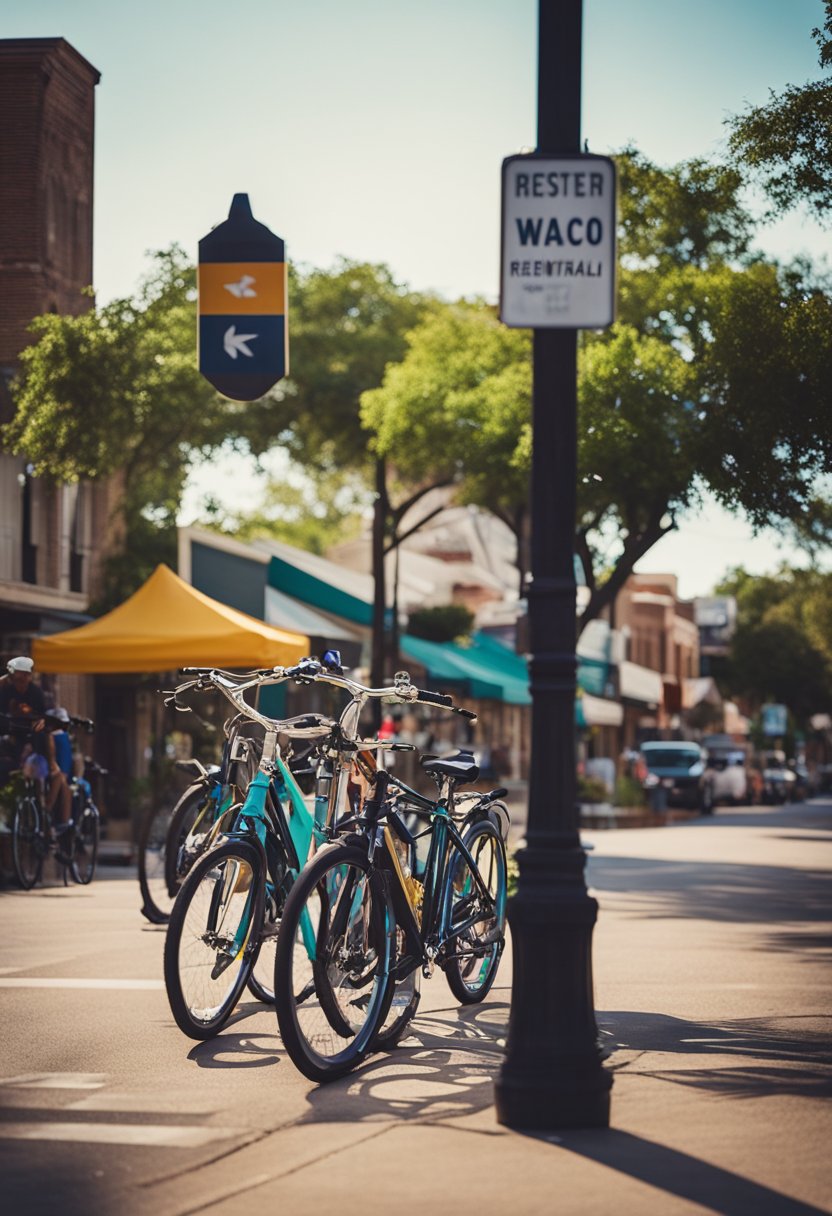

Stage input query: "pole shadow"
[{"left": 550, "top": 1127, "right": 829, "bottom": 1216}]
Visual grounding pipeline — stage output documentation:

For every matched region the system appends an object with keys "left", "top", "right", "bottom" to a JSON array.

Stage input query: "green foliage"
[
  {"left": 3, "top": 247, "right": 253, "bottom": 608},
  {"left": 727, "top": 3, "right": 832, "bottom": 221},
  {"left": 362, "top": 301, "right": 531, "bottom": 530},
  {"left": 202, "top": 466, "right": 367, "bottom": 556},
  {"left": 362, "top": 148, "right": 832, "bottom": 632},
  {"left": 577, "top": 774, "right": 610, "bottom": 804},
  {"left": 258, "top": 258, "right": 428, "bottom": 473},
  {"left": 406, "top": 603, "right": 475, "bottom": 643},
  {"left": 715, "top": 566, "right": 832, "bottom": 723},
  {"left": 614, "top": 775, "right": 645, "bottom": 808}
]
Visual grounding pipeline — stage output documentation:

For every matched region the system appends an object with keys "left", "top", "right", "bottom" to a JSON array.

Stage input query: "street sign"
[
  {"left": 762, "top": 703, "right": 788, "bottom": 737},
  {"left": 500, "top": 153, "right": 616, "bottom": 329},
  {"left": 198, "top": 193, "right": 288, "bottom": 400}
]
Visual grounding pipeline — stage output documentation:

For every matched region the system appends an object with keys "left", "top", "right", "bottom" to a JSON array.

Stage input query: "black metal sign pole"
[{"left": 494, "top": 0, "right": 612, "bottom": 1129}]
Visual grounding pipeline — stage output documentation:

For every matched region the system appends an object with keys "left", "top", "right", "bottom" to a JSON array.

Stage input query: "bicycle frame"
[{"left": 377, "top": 784, "right": 505, "bottom": 982}]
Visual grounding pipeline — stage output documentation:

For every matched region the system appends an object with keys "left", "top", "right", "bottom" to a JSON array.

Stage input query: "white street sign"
[{"left": 500, "top": 153, "right": 616, "bottom": 329}]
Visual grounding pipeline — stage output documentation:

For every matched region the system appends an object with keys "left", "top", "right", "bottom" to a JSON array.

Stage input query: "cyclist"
[
  {"left": 0, "top": 657, "right": 73, "bottom": 856},
  {"left": 0, "top": 656, "right": 48, "bottom": 784}
]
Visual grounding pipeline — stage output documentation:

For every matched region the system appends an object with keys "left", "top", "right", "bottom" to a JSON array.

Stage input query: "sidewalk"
[{"left": 136, "top": 799, "right": 832, "bottom": 1216}]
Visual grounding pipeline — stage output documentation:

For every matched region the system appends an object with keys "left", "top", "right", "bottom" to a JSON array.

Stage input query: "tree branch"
[
  {"left": 389, "top": 477, "right": 455, "bottom": 527},
  {"left": 384, "top": 502, "right": 446, "bottom": 554},
  {"left": 578, "top": 512, "right": 676, "bottom": 635}
]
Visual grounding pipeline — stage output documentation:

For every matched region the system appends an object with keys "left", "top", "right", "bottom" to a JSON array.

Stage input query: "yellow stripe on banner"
[{"left": 199, "top": 262, "right": 286, "bottom": 315}]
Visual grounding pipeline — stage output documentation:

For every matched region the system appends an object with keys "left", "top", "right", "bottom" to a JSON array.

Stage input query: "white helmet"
[{"left": 7, "top": 656, "right": 34, "bottom": 675}]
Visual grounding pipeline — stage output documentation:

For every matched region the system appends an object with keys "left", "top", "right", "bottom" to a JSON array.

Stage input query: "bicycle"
[
  {"left": 160, "top": 655, "right": 460, "bottom": 1044},
  {"left": 273, "top": 668, "right": 509, "bottom": 1082},
  {"left": 161, "top": 665, "right": 336, "bottom": 1037},
  {"left": 8, "top": 714, "right": 102, "bottom": 889},
  {"left": 139, "top": 697, "right": 320, "bottom": 924}
]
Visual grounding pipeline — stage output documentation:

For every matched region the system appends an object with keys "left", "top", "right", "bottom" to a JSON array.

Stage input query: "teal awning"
[
  {"left": 400, "top": 632, "right": 530, "bottom": 705},
  {"left": 268, "top": 555, "right": 373, "bottom": 626},
  {"left": 400, "top": 632, "right": 618, "bottom": 726}
]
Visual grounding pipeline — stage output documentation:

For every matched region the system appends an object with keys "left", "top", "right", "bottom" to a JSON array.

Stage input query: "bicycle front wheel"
[
  {"left": 164, "top": 838, "right": 264, "bottom": 1039},
  {"left": 71, "top": 806, "right": 99, "bottom": 885},
  {"left": 12, "top": 797, "right": 43, "bottom": 889},
  {"left": 138, "top": 784, "right": 211, "bottom": 923},
  {"left": 444, "top": 820, "right": 507, "bottom": 1005},
  {"left": 274, "top": 842, "right": 394, "bottom": 1083}
]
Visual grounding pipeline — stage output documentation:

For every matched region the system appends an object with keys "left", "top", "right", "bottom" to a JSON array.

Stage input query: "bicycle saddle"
[{"left": 420, "top": 750, "right": 480, "bottom": 783}]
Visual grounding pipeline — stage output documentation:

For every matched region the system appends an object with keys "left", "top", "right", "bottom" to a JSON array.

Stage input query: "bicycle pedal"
[{"left": 210, "top": 952, "right": 236, "bottom": 980}]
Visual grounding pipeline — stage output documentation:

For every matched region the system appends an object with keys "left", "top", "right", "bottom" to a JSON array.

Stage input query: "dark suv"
[{"left": 640, "top": 742, "right": 714, "bottom": 813}]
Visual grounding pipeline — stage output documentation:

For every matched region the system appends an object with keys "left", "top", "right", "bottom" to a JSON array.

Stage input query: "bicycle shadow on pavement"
[
  {"left": 186, "top": 1027, "right": 281, "bottom": 1070},
  {"left": 600, "top": 1009, "right": 832, "bottom": 1100},
  {"left": 295, "top": 994, "right": 511, "bottom": 1126}
]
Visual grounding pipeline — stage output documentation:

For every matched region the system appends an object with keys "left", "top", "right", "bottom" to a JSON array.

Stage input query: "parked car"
[
  {"left": 640, "top": 742, "right": 714, "bottom": 813},
  {"left": 705, "top": 749, "right": 749, "bottom": 805}
]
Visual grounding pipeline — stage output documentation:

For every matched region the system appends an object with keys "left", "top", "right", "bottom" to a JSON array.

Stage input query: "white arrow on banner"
[{"left": 223, "top": 325, "right": 258, "bottom": 359}]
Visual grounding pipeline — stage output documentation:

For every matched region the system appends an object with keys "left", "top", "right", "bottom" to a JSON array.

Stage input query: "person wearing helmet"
[
  {"left": 0, "top": 656, "right": 47, "bottom": 725},
  {"left": 0, "top": 657, "right": 73, "bottom": 854}
]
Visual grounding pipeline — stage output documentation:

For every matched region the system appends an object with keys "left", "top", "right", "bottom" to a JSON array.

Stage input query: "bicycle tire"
[
  {"left": 371, "top": 946, "right": 421, "bottom": 1050},
  {"left": 12, "top": 796, "right": 43, "bottom": 890},
  {"left": 246, "top": 933, "right": 277, "bottom": 1004},
  {"left": 274, "top": 841, "right": 394, "bottom": 1083},
  {"left": 164, "top": 838, "right": 264, "bottom": 1040},
  {"left": 138, "top": 783, "right": 209, "bottom": 924},
  {"left": 71, "top": 807, "right": 99, "bottom": 885},
  {"left": 444, "top": 819, "right": 507, "bottom": 1005}
]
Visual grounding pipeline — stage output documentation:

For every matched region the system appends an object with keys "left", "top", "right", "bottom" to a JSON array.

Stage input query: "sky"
[{"left": 2, "top": 0, "right": 829, "bottom": 598}]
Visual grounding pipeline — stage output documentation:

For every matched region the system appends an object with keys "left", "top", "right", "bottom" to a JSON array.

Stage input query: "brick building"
[{"left": 0, "top": 37, "right": 112, "bottom": 714}]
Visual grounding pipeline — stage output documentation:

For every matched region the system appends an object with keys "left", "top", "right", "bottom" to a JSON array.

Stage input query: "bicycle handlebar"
[{"left": 162, "top": 655, "right": 478, "bottom": 743}]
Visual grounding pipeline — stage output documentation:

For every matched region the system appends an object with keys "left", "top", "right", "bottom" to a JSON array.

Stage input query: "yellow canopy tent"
[{"left": 33, "top": 564, "right": 309, "bottom": 673}]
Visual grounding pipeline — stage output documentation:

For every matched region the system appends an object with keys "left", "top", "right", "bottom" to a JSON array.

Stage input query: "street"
[{"left": 1, "top": 799, "right": 830, "bottom": 1216}]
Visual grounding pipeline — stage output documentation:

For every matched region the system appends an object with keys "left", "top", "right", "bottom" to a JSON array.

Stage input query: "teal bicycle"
[{"left": 162, "top": 665, "right": 333, "bottom": 1038}]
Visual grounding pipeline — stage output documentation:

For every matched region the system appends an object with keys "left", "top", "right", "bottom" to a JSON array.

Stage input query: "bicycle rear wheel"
[
  {"left": 71, "top": 806, "right": 99, "bottom": 885},
  {"left": 12, "top": 796, "right": 43, "bottom": 889},
  {"left": 274, "top": 842, "right": 394, "bottom": 1082},
  {"left": 138, "top": 784, "right": 210, "bottom": 923},
  {"left": 164, "top": 838, "right": 264, "bottom": 1039},
  {"left": 444, "top": 820, "right": 507, "bottom": 1005}
]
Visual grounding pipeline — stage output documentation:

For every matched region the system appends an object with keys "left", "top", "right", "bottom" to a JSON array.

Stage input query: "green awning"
[
  {"left": 268, "top": 555, "right": 373, "bottom": 626},
  {"left": 400, "top": 632, "right": 618, "bottom": 725},
  {"left": 400, "top": 632, "right": 530, "bottom": 705}
]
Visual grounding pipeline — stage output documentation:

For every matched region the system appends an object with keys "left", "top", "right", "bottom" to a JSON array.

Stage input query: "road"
[{"left": 1, "top": 799, "right": 830, "bottom": 1216}]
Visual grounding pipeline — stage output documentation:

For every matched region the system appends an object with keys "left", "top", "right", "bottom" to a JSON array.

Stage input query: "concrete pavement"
[{"left": 1, "top": 799, "right": 830, "bottom": 1215}]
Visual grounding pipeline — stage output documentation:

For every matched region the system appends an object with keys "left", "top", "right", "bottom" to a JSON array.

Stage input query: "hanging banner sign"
[
  {"left": 198, "top": 193, "right": 288, "bottom": 400},
  {"left": 500, "top": 153, "right": 616, "bottom": 329}
]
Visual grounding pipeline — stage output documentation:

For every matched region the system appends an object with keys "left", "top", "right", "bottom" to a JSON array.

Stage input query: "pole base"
[{"left": 495, "top": 1063, "right": 612, "bottom": 1130}]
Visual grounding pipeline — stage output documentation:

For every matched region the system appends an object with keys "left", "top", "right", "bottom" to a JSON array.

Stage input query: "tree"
[
  {"left": 360, "top": 149, "right": 832, "bottom": 634},
  {"left": 3, "top": 247, "right": 247, "bottom": 608},
  {"left": 361, "top": 301, "right": 532, "bottom": 591},
  {"left": 715, "top": 567, "right": 832, "bottom": 723},
  {"left": 203, "top": 465, "right": 366, "bottom": 556},
  {"left": 727, "top": 3, "right": 832, "bottom": 221},
  {"left": 256, "top": 258, "right": 439, "bottom": 688}
]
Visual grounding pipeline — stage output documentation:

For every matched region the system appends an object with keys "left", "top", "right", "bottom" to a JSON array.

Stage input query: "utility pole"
[{"left": 494, "top": 0, "right": 613, "bottom": 1129}]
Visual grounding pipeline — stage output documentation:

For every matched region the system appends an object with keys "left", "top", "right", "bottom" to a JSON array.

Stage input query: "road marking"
[
  {"left": 0, "top": 978, "right": 164, "bottom": 990},
  {"left": 0, "top": 1121, "right": 243, "bottom": 1148},
  {"left": 2, "top": 1073, "right": 106, "bottom": 1090}
]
